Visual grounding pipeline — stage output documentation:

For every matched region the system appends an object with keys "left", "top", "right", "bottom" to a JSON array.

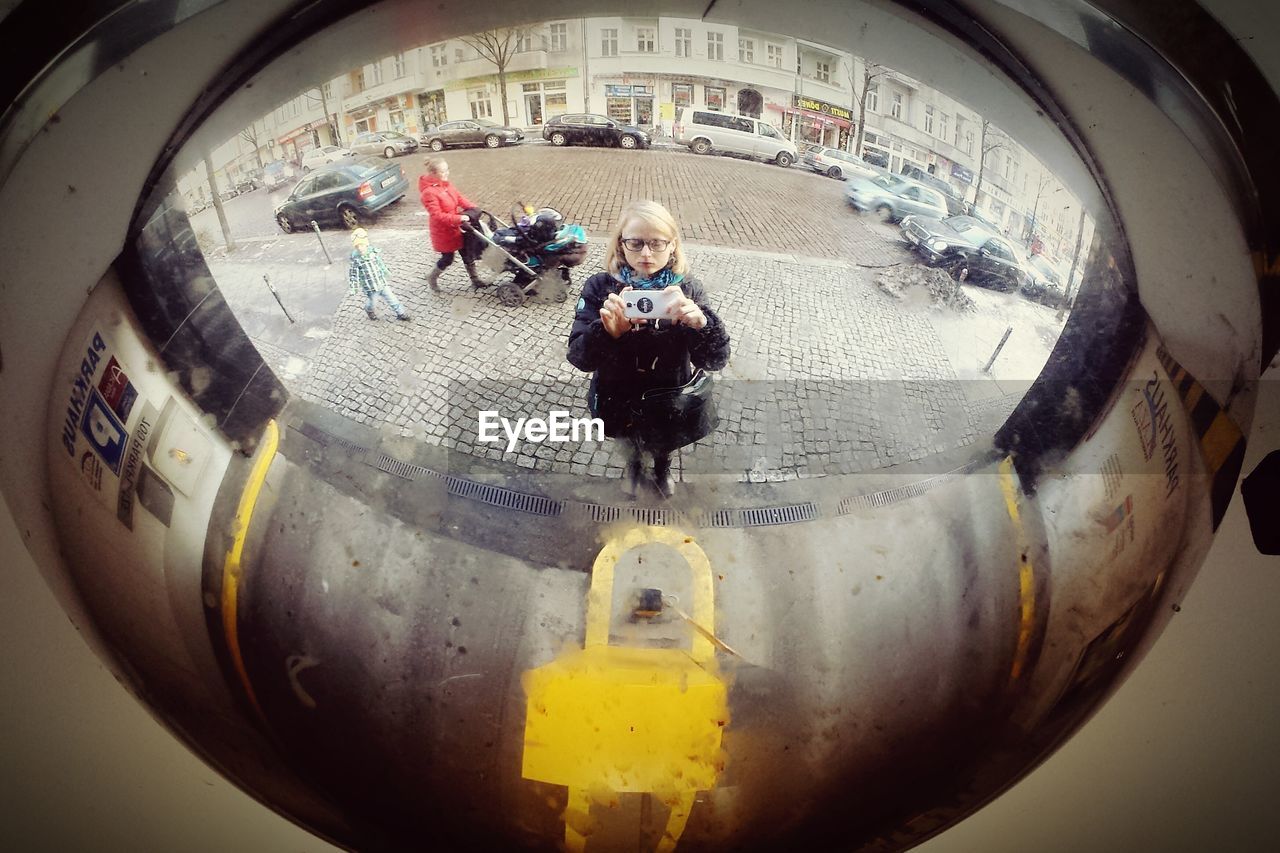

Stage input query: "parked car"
[
  {"left": 542, "top": 114, "right": 650, "bottom": 149},
  {"left": 272, "top": 157, "right": 408, "bottom": 232},
  {"left": 422, "top": 119, "right": 525, "bottom": 151},
  {"left": 349, "top": 130, "right": 419, "bottom": 159},
  {"left": 1021, "top": 253, "right": 1071, "bottom": 306},
  {"left": 802, "top": 146, "right": 878, "bottom": 180},
  {"left": 301, "top": 145, "right": 352, "bottom": 172},
  {"left": 846, "top": 174, "right": 950, "bottom": 222},
  {"left": 899, "top": 213, "right": 1030, "bottom": 292},
  {"left": 862, "top": 149, "right": 890, "bottom": 168},
  {"left": 262, "top": 159, "right": 299, "bottom": 191},
  {"left": 672, "top": 107, "right": 797, "bottom": 167},
  {"left": 900, "top": 164, "right": 966, "bottom": 216}
]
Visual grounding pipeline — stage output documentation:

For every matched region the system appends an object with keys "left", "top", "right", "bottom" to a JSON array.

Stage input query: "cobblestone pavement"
[
  {"left": 194, "top": 144, "right": 903, "bottom": 266},
  {"left": 207, "top": 222, "right": 1017, "bottom": 483}
]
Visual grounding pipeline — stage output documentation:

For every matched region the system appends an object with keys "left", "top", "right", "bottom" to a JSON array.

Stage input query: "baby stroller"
[{"left": 462, "top": 204, "right": 589, "bottom": 307}]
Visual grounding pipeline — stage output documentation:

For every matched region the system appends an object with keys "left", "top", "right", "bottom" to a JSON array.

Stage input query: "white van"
[{"left": 673, "top": 108, "right": 798, "bottom": 167}]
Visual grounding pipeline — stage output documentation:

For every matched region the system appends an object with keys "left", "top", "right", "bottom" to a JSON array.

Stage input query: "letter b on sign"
[{"left": 81, "top": 390, "right": 128, "bottom": 474}]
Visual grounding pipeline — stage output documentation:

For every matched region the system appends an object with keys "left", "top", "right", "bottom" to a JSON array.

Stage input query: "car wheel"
[
  {"left": 484, "top": 135, "right": 501, "bottom": 149},
  {"left": 550, "top": 132, "right": 567, "bottom": 146},
  {"left": 826, "top": 166, "right": 842, "bottom": 179},
  {"left": 874, "top": 205, "right": 894, "bottom": 223},
  {"left": 429, "top": 139, "right": 444, "bottom": 152},
  {"left": 691, "top": 139, "right": 711, "bottom": 155},
  {"left": 775, "top": 152, "right": 795, "bottom": 168},
  {"left": 383, "top": 147, "right": 396, "bottom": 159},
  {"left": 619, "top": 134, "right": 638, "bottom": 150},
  {"left": 339, "top": 205, "right": 363, "bottom": 230},
  {"left": 276, "top": 213, "right": 294, "bottom": 234}
]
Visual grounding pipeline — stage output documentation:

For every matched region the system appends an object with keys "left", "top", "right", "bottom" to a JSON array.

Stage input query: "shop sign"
[
  {"left": 606, "top": 85, "right": 633, "bottom": 97},
  {"left": 447, "top": 66, "right": 576, "bottom": 91},
  {"left": 950, "top": 162, "right": 975, "bottom": 183},
  {"left": 275, "top": 122, "right": 315, "bottom": 145},
  {"left": 793, "top": 95, "right": 854, "bottom": 122}
]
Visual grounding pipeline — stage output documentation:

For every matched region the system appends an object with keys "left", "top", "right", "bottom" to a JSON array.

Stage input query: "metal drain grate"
[
  {"left": 375, "top": 454, "right": 433, "bottom": 481},
  {"left": 838, "top": 467, "right": 972, "bottom": 514},
  {"left": 295, "top": 422, "right": 368, "bottom": 455},
  {"left": 706, "top": 503, "right": 819, "bottom": 528},
  {"left": 444, "top": 476, "right": 563, "bottom": 517}
]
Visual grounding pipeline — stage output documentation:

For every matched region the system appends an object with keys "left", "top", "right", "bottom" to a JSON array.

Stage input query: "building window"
[
  {"left": 371, "top": 62, "right": 384, "bottom": 86},
  {"left": 674, "top": 28, "right": 691, "bottom": 58},
  {"left": 430, "top": 45, "right": 447, "bottom": 67},
  {"left": 455, "top": 47, "right": 464, "bottom": 63},
  {"left": 866, "top": 83, "right": 879, "bottom": 112},
  {"left": 637, "top": 27, "right": 655, "bottom": 53},
  {"left": 672, "top": 83, "right": 693, "bottom": 107},
  {"left": 706, "top": 86, "right": 726, "bottom": 110},
  {"left": 964, "top": 129, "right": 974, "bottom": 154},
  {"left": 322, "top": 82, "right": 333, "bottom": 100},
  {"left": 924, "top": 104, "right": 934, "bottom": 134},
  {"left": 353, "top": 69, "right": 365, "bottom": 93},
  {"left": 393, "top": 52, "right": 406, "bottom": 78},
  {"left": 767, "top": 43, "right": 783, "bottom": 68},
  {"left": 516, "top": 32, "right": 533, "bottom": 52},
  {"left": 891, "top": 91, "right": 903, "bottom": 120},
  {"left": 816, "top": 61, "right": 830, "bottom": 83},
  {"left": 707, "top": 32, "right": 724, "bottom": 61},
  {"left": 938, "top": 112, "right": 949, "bottom": 141},
  {"left": 549, "top": 23, "right": 567, "bottom": 52},
  {"left": 469, "top": 89, "right": 492, "bottom": 119},
  {"left": 602, "top": 28, "right": 618, "bottom": 57},
  {"left": 739, "top": 39, "right": 754, "bottom": 64}
]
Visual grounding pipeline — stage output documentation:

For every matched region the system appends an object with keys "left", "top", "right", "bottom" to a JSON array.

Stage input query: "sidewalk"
[{"left": 206, "top": 226, "right": 1053, "bottom": 483}]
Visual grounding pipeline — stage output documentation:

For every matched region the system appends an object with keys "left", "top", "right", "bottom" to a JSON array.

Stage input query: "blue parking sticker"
[{"left": 81, "top": 390, "right": 128, "bottom": 474}]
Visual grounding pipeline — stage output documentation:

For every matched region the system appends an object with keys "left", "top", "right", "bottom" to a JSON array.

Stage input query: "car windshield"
[
  {"left": 872, "top": 175, "right": 904, "bottom": 191},
  {"left": 944, "top": 215, "right": 985, "bottom": 233}
]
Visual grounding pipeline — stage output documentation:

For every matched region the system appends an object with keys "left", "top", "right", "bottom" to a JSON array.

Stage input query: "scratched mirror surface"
[{"left": 58, "top": 0, "right": 1233, "bottom": 850}]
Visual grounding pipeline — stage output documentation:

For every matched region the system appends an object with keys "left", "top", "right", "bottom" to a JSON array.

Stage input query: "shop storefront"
[
  {"left": 784, "top": 95, "right": 853, "bottom": 149},
  {"left": 522, "top": 80, "right": 569, "bottom": 126},
  {"left": 276, "top": 122, "right": 323, "bottom": 165},
  {"left": 604, "top": 83, "right": 655, "bottom": 127},
  {"left": 418, "top": 90, "right": 446, "bottom": 130},
  {"left": 446, "top": 68, "right": 577, "bottom": 128}
]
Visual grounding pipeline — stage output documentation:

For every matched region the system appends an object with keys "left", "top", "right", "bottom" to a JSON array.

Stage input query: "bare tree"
[
  {"left": 305, "top": 85, "right": 342, "bottom": 146},
  {"left": 849, "top": 60, "right": 887, "bottom": 156},
  {"left": 460, "top": 28, "right": 531, "bottom": 126},
  {"left": 239, "top": 121, "right": 264, "bottom": 173},
  {"left": 971, "top": 119, "right": 1009, "bottom": 208},
  {"left": 203, "top": 154, "right": 235, "bottom": 252}
]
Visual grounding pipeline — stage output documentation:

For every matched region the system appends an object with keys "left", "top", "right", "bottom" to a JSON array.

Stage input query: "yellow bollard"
[{"left": 522, "top": 526, "right": 729, "bottom": 852}]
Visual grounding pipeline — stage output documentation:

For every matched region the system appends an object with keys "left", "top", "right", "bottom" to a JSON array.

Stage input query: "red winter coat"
[{"left": 418, "top": 175, "right": 476, "bottom": 253}]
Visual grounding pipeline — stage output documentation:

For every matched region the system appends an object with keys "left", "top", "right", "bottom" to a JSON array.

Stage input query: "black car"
[
  {"left": 273, "top": 157, "right": 409, "bottom": 232},
  {"left": 900, "top": 214, "right": 1030, "bottom": 292},
  {"left": 422, "top": 119, "right": 525, "bottom": 151},
  {"left": 542, "top": 113, "right": 650, "bottom": 149}
]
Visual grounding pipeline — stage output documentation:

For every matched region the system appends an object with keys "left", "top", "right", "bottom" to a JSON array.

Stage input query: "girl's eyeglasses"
[{"left": 620, "top": 237, "right": 672, "bottom": 252}]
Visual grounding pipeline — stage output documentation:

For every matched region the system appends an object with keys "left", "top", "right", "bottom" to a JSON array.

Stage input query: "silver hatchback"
[
  {"left": 845, "top": 174, "right": 949, "bottom": 223},
  {"left": 349, "top": 130, "right": 420, "bottom": 159}
]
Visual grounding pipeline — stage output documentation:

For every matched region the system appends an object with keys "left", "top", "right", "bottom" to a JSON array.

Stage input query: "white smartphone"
[{"left": 622, "top": 289, "right": 680, "bottom": 320}]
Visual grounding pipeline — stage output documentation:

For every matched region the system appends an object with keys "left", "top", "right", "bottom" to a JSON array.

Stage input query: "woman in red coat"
[{"left": 419, "top": 158, "right": 486, "bottom": 291}]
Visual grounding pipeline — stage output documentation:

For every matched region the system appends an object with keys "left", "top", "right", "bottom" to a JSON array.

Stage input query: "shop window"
[
  {"left": 706, "top": 87, "right": 725, "bottom": 111},
  {"left": 601, "top": 28, "right": 618, "bottom": 57},
  {"left": 469, "top": 90, "right": 492, "bottom": 119},
  {"left": 606, "top": 98, "right": 632, "bottom": 123},
  {"left": 673, "top": 83, "right": 693, "bottom": 107},
  {"left": 707, "top": 32, "right": 724, "bottom": 61}
]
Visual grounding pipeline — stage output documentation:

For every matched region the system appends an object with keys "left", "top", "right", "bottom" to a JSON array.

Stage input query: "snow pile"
[{"left": 875, "top": 263, "right": 975, "bottom": 312}]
